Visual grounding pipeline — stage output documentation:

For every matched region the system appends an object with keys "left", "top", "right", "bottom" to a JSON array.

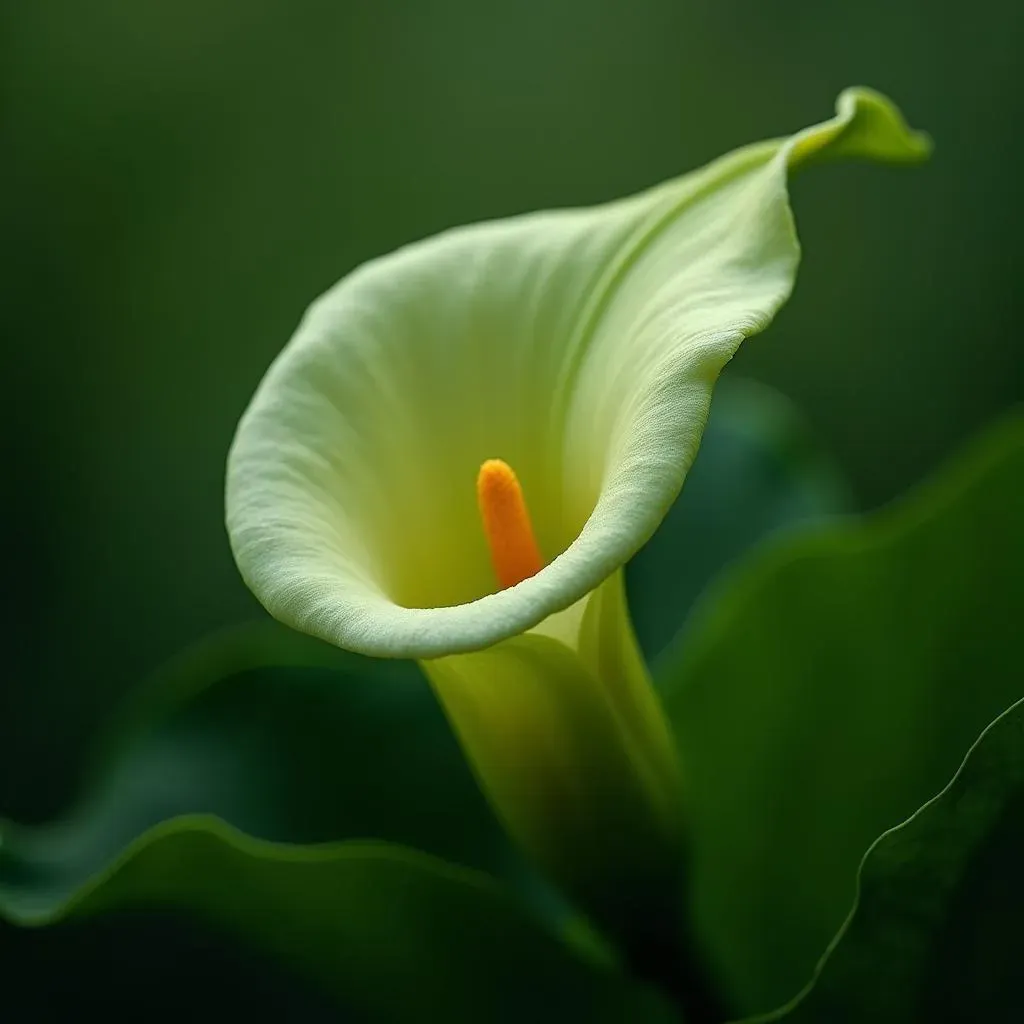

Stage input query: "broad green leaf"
[
  {"left": 660, "top": 412, "right": 1024, "bottom": 1015},
  {"left": 0, "top": 817, "right": 676, "bottom": 1023},
  {"left": 28, "top": 621, "right": 514, "bottom": 887},
  {"left": 0, "top": 909, "right": 347, "bottom": 1019},
  {"left": 765, "top": 696, "right": 1024, "bottom": 1022},
  {"left": 627, "top": 376, "right": 851, "bottom": 668}
]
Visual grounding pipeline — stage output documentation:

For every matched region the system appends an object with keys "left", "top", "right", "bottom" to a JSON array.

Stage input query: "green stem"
[{"left": 624, "top": 918, "right": 730, "bottom": 1024}]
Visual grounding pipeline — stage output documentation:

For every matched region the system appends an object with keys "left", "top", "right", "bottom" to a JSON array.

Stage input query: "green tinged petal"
[
  {"left": 422, "top": 580, "right": 683, "bottom": 944},
  {"left": 577, "top": 571, "right": 681, "bottom": 807},
  {"left": 226, "top": 87, "right": 928, "bottom": 660}
]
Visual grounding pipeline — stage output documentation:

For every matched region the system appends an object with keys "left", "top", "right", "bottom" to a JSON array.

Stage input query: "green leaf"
[
  {"left": 0, "top": 817, "right": 676, "bottom": 1023},
  {"left": 0, "top": 909, "right": 348, "bottom": 1019},
  {"left": 659, "top": 412, "right": 1024, "bottom": 1016},
  {"left": 627, "top": 376, "right": 851, "bottom": 668},
  {"left": 764, "top": 696, "right": 1024, "bottom": 1022},
  {"left": 24, "top": 621, "right": 513, "bottom": 886},
  {"left": 1, "top": 627, "right": 661, "bottom": 1016}
]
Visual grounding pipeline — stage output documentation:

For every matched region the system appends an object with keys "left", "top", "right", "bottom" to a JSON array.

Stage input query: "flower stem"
[{"left": 621, "top": 910, "right": 731, "bottom": 1024}]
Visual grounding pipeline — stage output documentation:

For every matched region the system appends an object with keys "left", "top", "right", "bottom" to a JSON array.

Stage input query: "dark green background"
[{"left": 3, "top": 0, "right": 1020, "bottom": 831}]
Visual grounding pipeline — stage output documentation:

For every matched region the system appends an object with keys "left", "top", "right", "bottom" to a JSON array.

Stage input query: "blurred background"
[{"left": 2, "top": 0, "right": 1021, "bottom": 824}]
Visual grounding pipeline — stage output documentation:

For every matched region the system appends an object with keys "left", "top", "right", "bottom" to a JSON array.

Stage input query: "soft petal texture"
[{"left": 226, "top": 87, "right": 928, "bottom": 660}]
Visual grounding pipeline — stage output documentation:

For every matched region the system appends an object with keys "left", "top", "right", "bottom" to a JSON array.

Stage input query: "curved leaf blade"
[
  {"left": 768, "top": 696, "right": 1024, "bottom": 1022},
  {"left": 0, "top": 818, "right": 676, "bottom": 1023},
  {"left": 660, "top": 411, "right": 1024, "bottom": 1014},
  {"left": 18, "top": 621, "right": 514, "bottom": 892}
]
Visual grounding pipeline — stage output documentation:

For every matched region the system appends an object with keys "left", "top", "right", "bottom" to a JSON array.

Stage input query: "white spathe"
[{"left": 226, "top": 88, "right": 928, "bottom": 661}]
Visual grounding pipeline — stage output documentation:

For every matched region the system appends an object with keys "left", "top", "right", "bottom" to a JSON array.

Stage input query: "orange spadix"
[{"left": 477, "top": 459, "right": 545, "bottom": 589}]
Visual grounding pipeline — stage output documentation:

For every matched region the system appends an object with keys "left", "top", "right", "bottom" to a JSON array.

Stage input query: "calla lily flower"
[{"left": 226, "top": 88, "right": 928, "bottom": 949}]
